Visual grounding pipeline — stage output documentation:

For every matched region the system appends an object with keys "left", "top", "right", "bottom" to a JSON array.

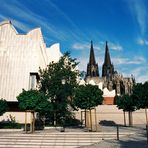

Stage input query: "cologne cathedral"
[{"left": 85, "top": 41, "right": 135, "bottom": 98}]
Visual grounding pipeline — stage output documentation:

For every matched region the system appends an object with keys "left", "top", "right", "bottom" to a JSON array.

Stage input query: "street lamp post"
[{"left": 61, "top": 79, "right": 66, "bottom": 132}]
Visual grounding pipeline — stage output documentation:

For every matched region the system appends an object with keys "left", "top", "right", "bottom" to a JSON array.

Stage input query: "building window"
[{"left": 29, "top": 73, "right": 39, "bottom": 89}]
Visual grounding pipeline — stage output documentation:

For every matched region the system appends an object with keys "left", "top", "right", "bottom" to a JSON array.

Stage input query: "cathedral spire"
[
  {"left": 86, "top": 41, "right": 99, "bottom": 77},
  {"left": 102, "top": 41, "right": 114, "bottom": 77},
  {"left": 89, "top": 40, "right": 96, "bottom": 65},
  {"left": 104, "top": 41, "right": 111, "bottom": 66}
]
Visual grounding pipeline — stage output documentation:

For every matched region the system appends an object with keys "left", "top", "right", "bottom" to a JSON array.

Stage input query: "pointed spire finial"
[
  {"left": 90, "top": 40, "right": 94, "bottom": 52},
  {"left": 91, "top": 40, "right": 93, "bottom": 48},
  {"left": 89, "top": 40, "right": 95, "bottom": 64},
  {"left": 104, "top": 41, "right": 111, "bottom": 65},
  {"left": 86, "top": 41, "right": 99, "bottom": 77},
  {"left": 102, "top": 41, "right": 114, "bottom": 77}
]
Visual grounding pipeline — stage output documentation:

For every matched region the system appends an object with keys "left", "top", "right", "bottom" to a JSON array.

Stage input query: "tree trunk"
[
  {"left": 145, "top": 108, "right": 148, "bottom": 125},
  {"left": 32, "top": 112, "right": 35, "bottom": 133},
  {"left": 25, "top": 111, "right": 27, "bottom": 133},
  {"left": 123, "top": 111, "right": 126, "bottom": 126},
  {"left": 54, "top": 113, "right": 56, "bottom": 126},
  {"left": 30, "top": 112, "right": 32, "bottom": 133},
  {"left": 81, "top": 111, "right": 82, "bottom": 127},
  {"left": 85, "top": 109, "right": 86, "bottom": 127},
  {"left": 95, "top": 108, "right": 97, "bottom": 131},
  {"left": 85, "top": 110, "right": 89, "bottom": 128},
  {"left": 31, "top": 111, "right": 35, "bottom": 133},
  {"left": 90, "top": 109, "right": 92, "bottom": 131},
  {"left": 128, "top": 111, "right": 133, "bottom": 126}
]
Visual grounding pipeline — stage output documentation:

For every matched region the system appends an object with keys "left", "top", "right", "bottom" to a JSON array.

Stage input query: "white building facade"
[{"left": 0, "top": 20, "right": 62, "bottom": 104}]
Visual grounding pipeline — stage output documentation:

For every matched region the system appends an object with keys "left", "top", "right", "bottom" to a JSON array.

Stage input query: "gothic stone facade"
[{"left": 85, "top": 41, "right": 135, "bottom": 104}]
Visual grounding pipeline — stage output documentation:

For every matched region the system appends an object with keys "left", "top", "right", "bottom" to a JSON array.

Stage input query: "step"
[{"left": 0, "top": 131, "right": 135, "bottom": 148}]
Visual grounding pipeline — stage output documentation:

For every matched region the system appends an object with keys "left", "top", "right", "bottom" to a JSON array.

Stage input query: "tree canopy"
[
  {"left": 0, "top": 99, "right": 8, "bottom": 116},
  {"left": 132, "top": 81, "right": 148, "bottom": 124},
  {"left": 133, "top": 81, "right": 148, "bottom": 109},
  {"left": 38, "top": 52, "right": 79, "bottom": 123},
  {"left": 74, "top": 84, "right": 103, "bottom": 110},
  {"left": 116, "top": 94, "right": 139, "bottom": 126},
  {"left": 17, "top": 89, "right": 52, "bottom": 114},
  {"left": 39, "top": 52, "right": 79, "bottom": 98},
  {"left": 116, "top": 94, "right": 138, "bottom": 112}
]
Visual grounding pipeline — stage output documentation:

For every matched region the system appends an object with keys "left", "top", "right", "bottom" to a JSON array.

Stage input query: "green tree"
[
  {"left": 133, "top": 82, "right": 148, "bottom": 124},
  {"left": 17, "top": 89, "right": 52, "bottom": 132},
  {"left": 73, "top": 84, "right": 103, "bottom": 130},
  {"left": 39, "top": 52, "right": 79, "bottom": 125},
  {"left": 74, "top": 84, "right": 103, "bottom": 110},
  {"left": 0, "top": 99, "right": 8, "bottom": 116},
  {"left": 17, "top": 89, "right": 52, "bottom": 114},
  {"left": 116, "top": 94, "right": 138, "bottom": 126}
]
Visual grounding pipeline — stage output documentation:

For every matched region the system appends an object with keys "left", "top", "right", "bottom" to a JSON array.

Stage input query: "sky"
[{"left": 0, "top": 0, "right": 148, "bottom": 83}]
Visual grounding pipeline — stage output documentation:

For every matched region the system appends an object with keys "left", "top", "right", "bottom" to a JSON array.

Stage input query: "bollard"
[{"left": 117, "top": 125, "right": 119, "bottom": 140}]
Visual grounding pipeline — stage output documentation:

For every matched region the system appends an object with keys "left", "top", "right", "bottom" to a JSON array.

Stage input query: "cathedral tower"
[
  {"left": 86, "top": 41, "right": 99, "bottom": 77},
  {"left": 102, "top": 41, "right": 114, "bottom": 78}
]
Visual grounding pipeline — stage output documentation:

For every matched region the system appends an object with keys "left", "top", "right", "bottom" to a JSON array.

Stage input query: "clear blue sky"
[{"left": 0, "top": 0, "right": 148, "bottom": 82}]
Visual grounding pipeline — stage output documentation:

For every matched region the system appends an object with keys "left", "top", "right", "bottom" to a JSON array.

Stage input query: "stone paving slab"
[{"left": 0, "top": 130, "right": 135, "bottom": 148}]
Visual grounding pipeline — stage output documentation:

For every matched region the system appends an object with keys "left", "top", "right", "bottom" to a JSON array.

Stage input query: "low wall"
[
  {"left": 0, "top": 112, "right": 32, "bottom": 124},
  {"left": 74, "top": 105, "right": 146, "bottom": 125},
  {"left": 0, "top": 105, "right": 146, "bottom": 125}
]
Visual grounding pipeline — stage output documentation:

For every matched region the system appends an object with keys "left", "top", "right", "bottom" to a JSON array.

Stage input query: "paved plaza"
[{"left": 0, "top": 126, "right": 147, "bottom": 148}]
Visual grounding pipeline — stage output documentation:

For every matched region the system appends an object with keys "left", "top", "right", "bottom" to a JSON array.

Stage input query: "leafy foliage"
[
  {"left": 17, "top": 89, "right": 52, "bottom": 114},
  {"left": 116, "top": 94, "right": 139, "bottom": 126},
  {"left": 116, "top": 94, "right": 138, "bottom": 112},
  {"left": 39, "top": 52, "right": 79, "bottom": 124},
  {"left": 0, "top": 121, "right": 22, "bottom": 129},
  {"left": 0, "top": 99, "right": 8, "bottom": 116},
  {"left": 133, "top": 81, "right": 148, "bottom": 109},
  {"left": 74, "top": 84, "right": 103, "bottom": 110},
  {"left": 0, "top": 114, "right": 22, "bottom": 129}
]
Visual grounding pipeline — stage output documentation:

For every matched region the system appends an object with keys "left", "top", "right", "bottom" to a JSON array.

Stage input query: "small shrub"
[
  {"left": 35, "top": 119, "right": 44, "bottom": 130},
  {"left": 0, "top": 121, "right": 22, "bottom": 129},
  {"left": 0, "top": 114, "right": 22, "bottom": 129},
  {"left": 99, "top": 120, "right": 117, "bottom": 126},
  {"left": 64, "top": 117, "right": 81, "bottom": 127}
]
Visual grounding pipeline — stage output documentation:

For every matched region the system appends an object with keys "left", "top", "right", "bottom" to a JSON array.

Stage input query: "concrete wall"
[
  {"left": 74, "top": 105, "right": 146, "bottom": 126},
  {"left": 0, "top": 112, "right": 32, "bottom": 124},
  {"left": 0, "top": 105, "right": 146, "bottom": 125}
]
